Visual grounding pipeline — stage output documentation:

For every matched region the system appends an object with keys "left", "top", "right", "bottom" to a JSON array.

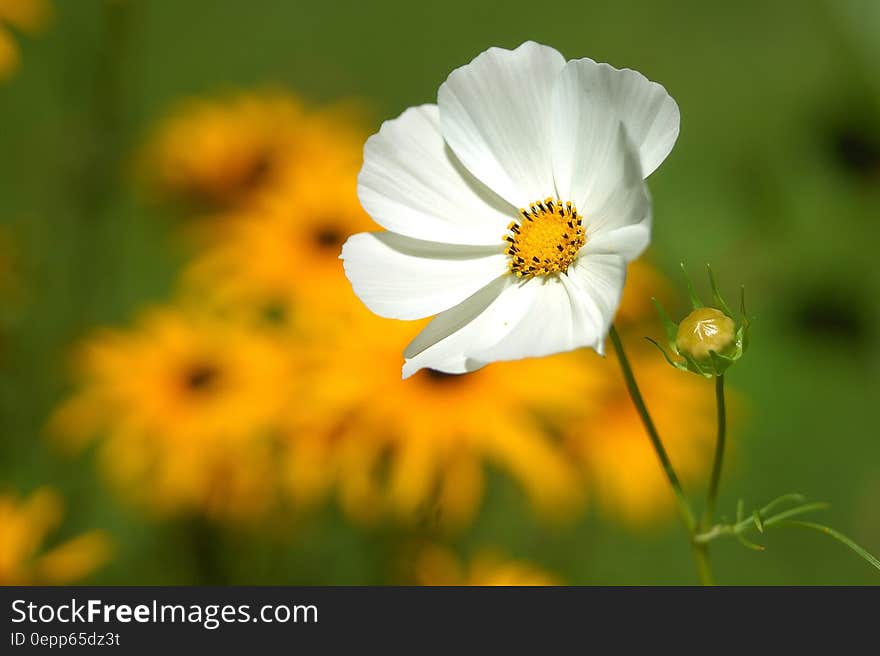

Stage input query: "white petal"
[
  {"left": 341, "top": 232, "right": 508, "bottom": 320},
  {"left": 557, "top": 117, "right": 652, "bottom": 261},
  {"left": 358, "top": 104, "right": 514, "bottom": 246},
  {"left": 559, "top": 270, "right": 607, "bottom": 355},
  {"left": 402, "top": 277, "right": 529, "bottom": 377},
  {"left": 401, "top": 260, "right": 625, "bottom": 376},
  {"left": 582, "top": 127, "right": 651, "bottom": 258},
  {"left": 551, "top": 61, "right": 624, "bottom": 212},
  {"left": 553, "top": 58, "right": 680, "bottom": 180},
  {"left": 566, "top": 252, "right": 628, "bottom": 353},
  {"left": 438, "top": 41, "right": 565, "bottom": 208},
  {"left": 470, "top": 275, "right": 593, "bottom": 363},
  {"left": 580, "top": 220, "right": 651, "bottom": 261}
]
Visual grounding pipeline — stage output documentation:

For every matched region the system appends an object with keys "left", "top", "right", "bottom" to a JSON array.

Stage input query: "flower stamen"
[{"left": 504, "top": 198, "right": 586, "bottom": 278}]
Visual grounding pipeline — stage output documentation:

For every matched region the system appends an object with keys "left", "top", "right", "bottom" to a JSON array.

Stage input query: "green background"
[{"left": 1, "top": 0, "right": 878, "bottom": 584}]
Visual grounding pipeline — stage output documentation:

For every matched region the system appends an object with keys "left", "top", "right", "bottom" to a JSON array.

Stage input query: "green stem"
[
  {"left": 694, "top": 502, "right": 831, "bottom": 544},
  {"left": 692, "top": 544, "right": 715, "bottom": 586},
  {"left": 702, "top": 375, "right": 727, "bottom": 528},
  {"left": 72, "top": 0, "right": 133, "bottom": 329},
  {"left": 609, "top": 326, "right": 694, "bottom": 531},
  {"left": 608, "top": 326, "right": 710, "bottom": 584}
]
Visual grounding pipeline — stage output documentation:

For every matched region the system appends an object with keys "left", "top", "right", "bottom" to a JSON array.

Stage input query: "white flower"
[{"left": 341, "top": 41, "right": 679, "bottom": 378}]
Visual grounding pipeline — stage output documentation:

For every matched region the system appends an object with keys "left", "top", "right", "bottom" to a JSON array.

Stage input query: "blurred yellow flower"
[
  {"left": 144, "top": 92, "right": 365, "bottom": 213},
  {"left": 276, "top": 249, "right": 710, "bottom": 530},
  {"left": 0, "top": 28, "right": 17, "bottom": 79},
  {"left": 48, "top": 306, "right": 297, "bottom": 521},
  {"left": 0, "top": 487, "right": 110, "bottom": 584},
  {"left": 563, "top": 345, "right": 716, "bottom": 526},
  {"left": 181, "top": 176, "right": 375, "bottom": 320},
  {"left": 134, "top": 80, "right": 716, "bottom": 535},
  {"left": 284, "top": 306, "right": 590, "bottom": 530},
  {"left": 617, "top": 258, "right": 673, "bottom": 328},
  {"left": 413, "top": 545, "right": 559, "bottom": 586},
  {"left": 0, "top": 0, "right": 51, "bottom": 81}
]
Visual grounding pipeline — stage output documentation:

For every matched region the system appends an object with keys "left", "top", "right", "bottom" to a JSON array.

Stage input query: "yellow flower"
[
  {"left": 0, "top": 487, "right": 110, "bottom": 584},
  {"left": 284, "top": 305, "right": 588, "bottom": 530},
  {"left": 48, "top": 306, "right": 297, "bottom": 521},
  {"left": 280, "top": 239, "right": 715, "bottom": 530},
  {"left": 143, "top": 92, "right": 365, "bottom": 213},
  {"left": 181, "top": 173, "right": 376, "bottom": 320},
  {"left": 280, "top": 256, "right": 695, "bottom": 530},
  {"left": 0, "top": 28, "right": 18, "bottom": 80},
  {"left": 0, "top": 0, "right": 51, "bottom": 81},
  {"left": 617, "top": 258, "right": 673, "bottom": 328},
  {"left": 413, "top": 545, "right": 559, "bottom": 586},
  {"left": 563, "top": 345, "right": 716, "bottom": 526}
]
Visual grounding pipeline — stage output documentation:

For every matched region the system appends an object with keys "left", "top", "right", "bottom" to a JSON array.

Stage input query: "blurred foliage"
[{"left": 0, "top": 0, "right": 878, "bottom": 585}]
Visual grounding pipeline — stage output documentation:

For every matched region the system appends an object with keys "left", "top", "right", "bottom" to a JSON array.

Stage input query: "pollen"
[{"left": 504, "top": 198, "right": 586, "bottom": 278}]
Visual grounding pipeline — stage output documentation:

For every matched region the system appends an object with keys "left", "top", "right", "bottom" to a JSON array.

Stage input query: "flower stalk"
[
  {"left": 702, "top": 374, "right": 727, "bottom": 528},
  {"left": 608, "top": 326, "right": 694, "bottom": 530},
  {"left": 637, "top": 265, "right": 749, "bottom": 584},
  {"left": 608, "top": 325, "right": 715, "bottom": 584}
]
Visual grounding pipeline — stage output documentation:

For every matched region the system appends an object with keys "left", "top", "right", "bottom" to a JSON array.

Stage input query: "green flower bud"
[
  {"left": 675, "top": 307, "right": 736, "bottom": 363},
  {"left": 648, "top": 264, "right": 750, "bottom": 378}
]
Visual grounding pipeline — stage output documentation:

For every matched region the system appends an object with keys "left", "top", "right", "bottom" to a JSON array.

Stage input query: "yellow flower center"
[{"left": 504, "top": 198, "right": 586, "bottom": 278}]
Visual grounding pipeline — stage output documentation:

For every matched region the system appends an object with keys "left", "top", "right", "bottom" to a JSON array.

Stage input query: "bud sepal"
[{"left": 647, "top": 264, "right": 750, "bottom": 378}]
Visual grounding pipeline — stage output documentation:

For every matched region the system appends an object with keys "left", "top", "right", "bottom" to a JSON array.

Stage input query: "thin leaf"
[
  {"left": 733, "top": 499, "right": 764, "bottom": 549},
  {"left": 682, "top": 351, "right": 709, "bottom": 377},
  {"left": 779, "top": 520, "right": 880, "bottom": 573},
  {"left": 645, "top": 337, "right": 685, "bottom": 370},
  {"left": 760, "top": 502, "right": 831, "bottom": 529},
  {"left": 651, "top": 297, "right": 679, "bottom": 347},
  {"left": 706, "top": 264, "right": 733, "bottom": 316},
  {"left": 735, "top": 532, "right": 766, "bottom": 551},
  {"left": 753, "top": 509, "right": 764, "bottom": 533},
  {"left": 709, "top": 350, "right": 731, "bottom": 376},
  {"left": 758, "top": 493, "right": 807, "bottom": 517},
  {"left": 680, "top": 263, "right": 703, "bottom": 308},
  {"left": 740, "top": 322, "right": 751, "bottom": 353},
  {"left": 739, "top": 285, "right": 751, "bottom": 352}
]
